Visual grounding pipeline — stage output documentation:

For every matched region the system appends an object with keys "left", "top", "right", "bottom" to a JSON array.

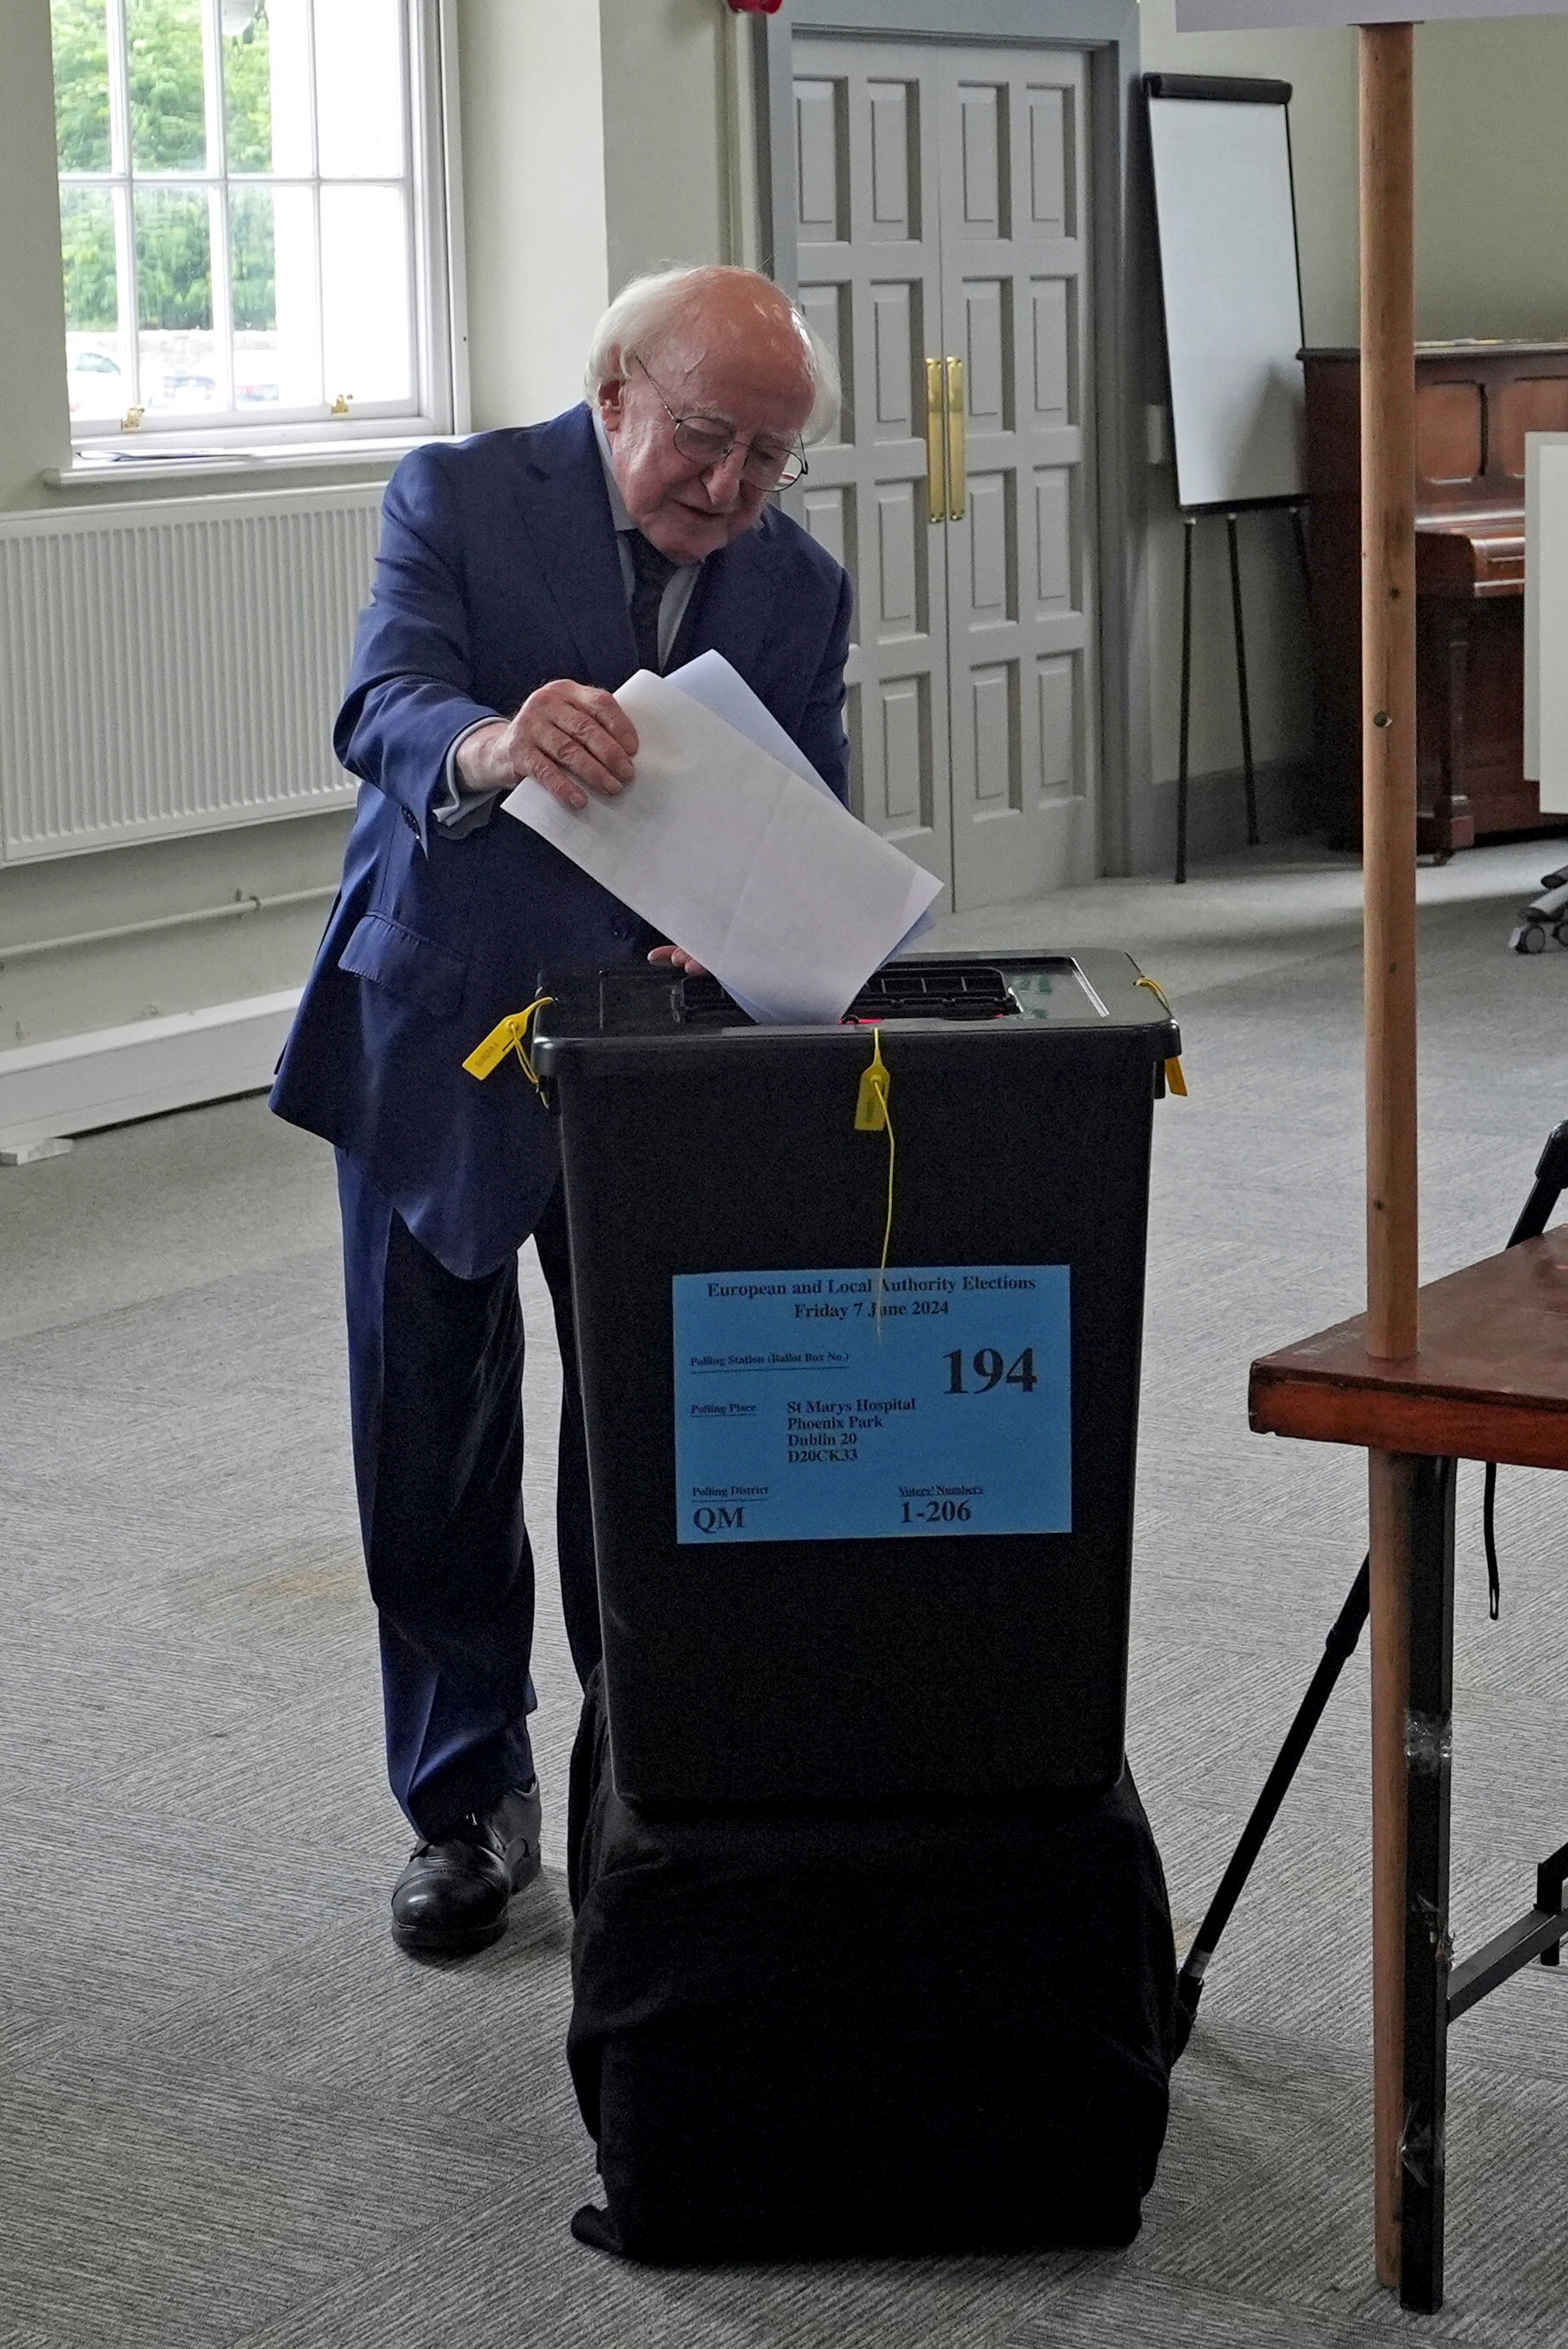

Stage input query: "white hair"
[{"left": 584, "top": 265, "right": 840, "bottom": 445}]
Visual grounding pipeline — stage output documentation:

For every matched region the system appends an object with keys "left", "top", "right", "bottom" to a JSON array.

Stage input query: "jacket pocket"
[{"left": 338, "top": 912, "right": 469, "bottom": 1022}]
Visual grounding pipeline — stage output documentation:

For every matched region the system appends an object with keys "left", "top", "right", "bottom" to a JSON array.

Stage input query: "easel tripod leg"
[
  {"left": 1176, "top": 513, "right": 1195, "bottom": 884},
  {"left": 1226, "top": 511, "right": 1259, "bottom": 845}
]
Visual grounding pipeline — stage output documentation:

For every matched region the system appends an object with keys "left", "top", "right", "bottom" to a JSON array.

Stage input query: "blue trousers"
[{"left": 336, "top": 1156, "right": 600, "bottom": 1838}]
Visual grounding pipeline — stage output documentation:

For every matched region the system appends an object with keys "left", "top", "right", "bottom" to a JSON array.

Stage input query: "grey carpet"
[{"left": 5, "top": 838, "right": 1568, "bottom": 2346}]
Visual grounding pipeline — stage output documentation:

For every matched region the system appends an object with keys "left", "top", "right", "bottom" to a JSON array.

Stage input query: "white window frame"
[{"left": 56, "top": 0, "right": 466, "bottom": 456}]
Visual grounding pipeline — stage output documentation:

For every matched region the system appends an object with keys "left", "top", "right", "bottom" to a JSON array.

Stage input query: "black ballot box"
[
  {"left": 531, "top": 951, "right": 1180, "bottom": 1809},
  {"left": 566, "top": 1665, "right": 1176, "bottom": 2263}
]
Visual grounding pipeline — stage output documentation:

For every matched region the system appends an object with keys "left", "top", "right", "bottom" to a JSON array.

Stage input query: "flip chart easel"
[{"left": 1144, "top": 74, "right": 1311, "bottom": 880}]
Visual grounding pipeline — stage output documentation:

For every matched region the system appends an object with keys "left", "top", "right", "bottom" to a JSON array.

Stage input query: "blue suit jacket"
[{"left": 270, "top": 404, "right": 853, "bottom": 1279}]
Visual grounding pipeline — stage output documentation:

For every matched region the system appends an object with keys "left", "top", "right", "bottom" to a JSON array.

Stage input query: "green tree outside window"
[{"left": 52, "top": 0, "right": 277, "bottom": 334}]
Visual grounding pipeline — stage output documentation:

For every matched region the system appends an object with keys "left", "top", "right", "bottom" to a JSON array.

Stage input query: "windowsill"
[{"left": 43, "top": 430, "right": 459, "bottom": 492}]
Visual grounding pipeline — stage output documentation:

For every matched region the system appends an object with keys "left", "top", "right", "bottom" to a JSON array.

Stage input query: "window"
[{"left": 50, "top": 0, "right": 458, "bottom": 446}]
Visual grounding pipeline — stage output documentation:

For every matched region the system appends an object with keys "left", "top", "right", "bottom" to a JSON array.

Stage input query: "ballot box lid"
[{"left": 532, "top": 949, "right": 1179, "bottom": 1067}]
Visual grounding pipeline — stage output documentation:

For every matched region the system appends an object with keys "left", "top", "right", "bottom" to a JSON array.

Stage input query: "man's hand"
[
  {"left": 648, "top": 944, "right": 710, "bottom": 978},
  {"left": 457, "top": 681, "right": 638, "bottom": 811}
]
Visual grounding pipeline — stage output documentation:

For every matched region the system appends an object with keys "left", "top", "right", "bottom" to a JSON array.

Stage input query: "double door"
[{"left": 785, "top": 36, "right": 1099, "bottom": 911}]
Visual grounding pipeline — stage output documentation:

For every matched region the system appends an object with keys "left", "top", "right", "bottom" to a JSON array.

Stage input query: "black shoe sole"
[{"left": 389, "top": 1849, "right": 542, "bottom": 1957}]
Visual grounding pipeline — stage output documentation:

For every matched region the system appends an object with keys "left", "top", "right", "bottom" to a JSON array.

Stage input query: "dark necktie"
[{"left": 626, "top": 530, "right": 678, "bottom": 675}]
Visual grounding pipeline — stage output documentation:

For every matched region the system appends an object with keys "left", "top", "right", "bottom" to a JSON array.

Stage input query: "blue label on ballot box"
[{"left": 672, "top": 1265, "right": 1071, "bottom": 1544}]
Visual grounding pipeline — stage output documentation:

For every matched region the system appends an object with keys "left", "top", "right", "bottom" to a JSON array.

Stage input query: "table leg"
[
  {"left": 1401, "top": 1454, "right": 1456, "bottom": 2313},
  {"left": 1370, "top": 1449, "right": 1414, "bottom": 2285}
]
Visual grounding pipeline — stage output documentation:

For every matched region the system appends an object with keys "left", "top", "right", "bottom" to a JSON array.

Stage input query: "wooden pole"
[
  {"left": 1359, "top": 19, "right": 1419, "bottom": 2291},
  {"left": 1361, "top": 22, "right": 1419, "bottom": 1368}
]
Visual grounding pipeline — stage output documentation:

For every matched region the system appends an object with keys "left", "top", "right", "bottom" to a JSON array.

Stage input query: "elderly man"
[{"left": 272, "top": 265, "right": 850, "bottom": 1957}]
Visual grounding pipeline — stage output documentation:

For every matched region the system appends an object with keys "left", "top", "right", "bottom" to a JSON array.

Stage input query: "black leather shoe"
[{"left": 390, "top": 1780, "right": 542, "bottom": 1955}]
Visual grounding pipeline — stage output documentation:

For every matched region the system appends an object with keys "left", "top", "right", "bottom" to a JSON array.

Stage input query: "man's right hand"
[{"left": 457, "top": 681, "right": 639, "bottom": 812}]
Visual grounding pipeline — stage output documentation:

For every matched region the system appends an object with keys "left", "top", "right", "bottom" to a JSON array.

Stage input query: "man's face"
[{"left": 598, "top": 316, "right": 814, "bottom": 564}]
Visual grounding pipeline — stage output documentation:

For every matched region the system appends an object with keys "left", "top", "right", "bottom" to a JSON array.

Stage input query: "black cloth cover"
[{"left": 566, "top": 1669, "right": 1176, "bottom": 2263}]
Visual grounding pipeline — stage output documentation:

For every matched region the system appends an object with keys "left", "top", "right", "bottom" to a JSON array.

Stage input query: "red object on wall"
[{"left": 727, "top": 0, "right": 782, "bottom": 13}]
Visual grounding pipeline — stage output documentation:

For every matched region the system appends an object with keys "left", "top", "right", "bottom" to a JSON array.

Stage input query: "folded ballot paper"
[{"left": 501, "top": 653, "right": 942, "bottom": 1025}]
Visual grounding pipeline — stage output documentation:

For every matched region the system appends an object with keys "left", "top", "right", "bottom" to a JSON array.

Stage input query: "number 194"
[{"left": 945, "top": 1346, "right": 1038, "bottom": 1395}]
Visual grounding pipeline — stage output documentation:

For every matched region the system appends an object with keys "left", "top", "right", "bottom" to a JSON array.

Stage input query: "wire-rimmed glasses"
[{"left": 632, "top": 354, "right": 808, "bottom": 491}]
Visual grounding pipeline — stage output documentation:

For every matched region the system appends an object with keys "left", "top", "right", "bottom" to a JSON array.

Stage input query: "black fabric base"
[{"left": 566, "top": 1669, "right": 1176, "bottom": 2264}]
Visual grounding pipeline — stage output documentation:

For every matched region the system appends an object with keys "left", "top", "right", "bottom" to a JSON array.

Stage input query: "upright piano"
[{"left": 1303, "top": 341, "right": 1568, "bottom": 855}]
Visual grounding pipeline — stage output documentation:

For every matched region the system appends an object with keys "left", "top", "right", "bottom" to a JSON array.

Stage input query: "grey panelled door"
[
  {"left": 789, "top": 57, "right": 952, "bottom": 894},
  {"left": 787, "top": 37, "right": 1098, "bottom": 912}
]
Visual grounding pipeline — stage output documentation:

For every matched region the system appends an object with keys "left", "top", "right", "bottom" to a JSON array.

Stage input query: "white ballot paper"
[
  {"left": 501, "top": 662, "right": 942, "bottom": 1025},
  {"left": 665, "top": 652, "right": 937, "bottom": 958}
]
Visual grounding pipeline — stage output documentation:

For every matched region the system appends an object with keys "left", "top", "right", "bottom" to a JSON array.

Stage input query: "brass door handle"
[
  {"left": 944, "top": 356, "right": 966, "bottom": 521},
  {"left": 925, "top": 358, "right": 947, "bottom": 524}
]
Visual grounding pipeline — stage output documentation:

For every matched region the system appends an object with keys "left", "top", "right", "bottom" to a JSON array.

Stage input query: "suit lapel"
[{"left": 512, "top": 406, "right": 637, "bottom": 688}]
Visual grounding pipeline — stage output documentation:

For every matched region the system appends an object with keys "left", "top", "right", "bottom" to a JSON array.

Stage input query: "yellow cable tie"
[
  {"left": 854, "top": 1027, "right": 891, "bottom": 1130},
  {"left": 1135, "top": 974, "right": 1188, "bottom": 1099},
  {"left": 462, "top": 995, "right": 555, "bottom": 1089},
  {"left": 854, "top": 1029, "right": 897, "bottom": 1339}
]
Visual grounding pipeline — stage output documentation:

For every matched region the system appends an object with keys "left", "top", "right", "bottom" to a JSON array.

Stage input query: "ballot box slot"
[{"left": 675, "top": 963, "right": 1022, "bottom": 1029}]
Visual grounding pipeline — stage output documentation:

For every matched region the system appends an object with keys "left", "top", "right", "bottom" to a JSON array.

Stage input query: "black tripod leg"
[
  {"left": 1176, "top": 514, "right": 1195, "bottom": 884},
  {"left": 1227, "top": 511, "right": 1259, "bottom": 847},
  {"left": 1172, "top": 1557, "right": 1370, "bottom": 2057}
]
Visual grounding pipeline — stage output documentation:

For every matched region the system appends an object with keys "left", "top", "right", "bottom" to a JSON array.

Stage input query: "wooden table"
[{"left": 1250, "top": 1230, "right": 1568, "bottom": 2311}]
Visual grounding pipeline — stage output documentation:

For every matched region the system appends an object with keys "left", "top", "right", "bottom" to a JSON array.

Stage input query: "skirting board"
[{"left": 0, "top": 989, "right": 300, "bottom": 1157}]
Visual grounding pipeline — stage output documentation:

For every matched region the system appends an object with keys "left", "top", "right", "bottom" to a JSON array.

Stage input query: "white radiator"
[{"left": 0, "top": 484, "right": 385, "bottom": 863}]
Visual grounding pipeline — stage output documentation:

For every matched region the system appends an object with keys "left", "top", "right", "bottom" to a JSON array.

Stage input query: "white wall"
[
  {"left": 0, "top": 0, "right": 76, "bottom": 513},
  {"left": 459, "top": 0, "right": 609, "bottom": 428},
  {"left": 600, "top": 0, "right": 733, "bottom": 292},
  {"left": 1416, "top": 16, "right": 1568, "bottom": 341}
]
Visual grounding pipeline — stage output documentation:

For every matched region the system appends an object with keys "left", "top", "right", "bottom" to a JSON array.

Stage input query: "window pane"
[
  {"left": 314, "top": 0, "right": 404, "bottom": 179},
  {"left": 222, "top": 0, "right": 271, "bottom": 171},
  {"left": 51, "top": 0, "right": 113, "bottom": 173},
  {"left": 231, "top": 184, "right": 320, "bottom": 408},
  {"left": 61, "top": 186, "right": 127, "bottom": 420},
  {"left": 321, "top": 184, "right": 411, "bottom": 404},
  {"left": 223, "top": 0, "right": 312, "bottom": 176},
  {"left": 135, "top": 185, "right": 218, "bottom": 412},
  {"left": 127, "top": 0, "right": 207, "bottom": 174}
]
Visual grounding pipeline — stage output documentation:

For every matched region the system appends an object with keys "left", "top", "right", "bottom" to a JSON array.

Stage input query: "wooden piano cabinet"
[{"left": 1303, "top": 343, "right": 1568, "bottom": 855}]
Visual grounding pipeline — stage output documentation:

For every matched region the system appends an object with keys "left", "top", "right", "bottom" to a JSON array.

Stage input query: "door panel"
[
  {"left": 1026, "top": 85, "right": 1071, "bottom": 237},
  {"left": 788, "top": 34, "right": 1097, "bottom": 910},
  {"left": 941, "top": 49, "right": 1096, "bottom": 906},
  {"left": 795, "top": 80, "right": 848, "bottom": 240},
  {"left": 788, "top": 40, "right": 952, "bottom": 893}
]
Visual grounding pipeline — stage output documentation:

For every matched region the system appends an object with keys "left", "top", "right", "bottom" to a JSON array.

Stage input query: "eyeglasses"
[{"left": 632, "top": 355, "right": 808, "bottom": 491}]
